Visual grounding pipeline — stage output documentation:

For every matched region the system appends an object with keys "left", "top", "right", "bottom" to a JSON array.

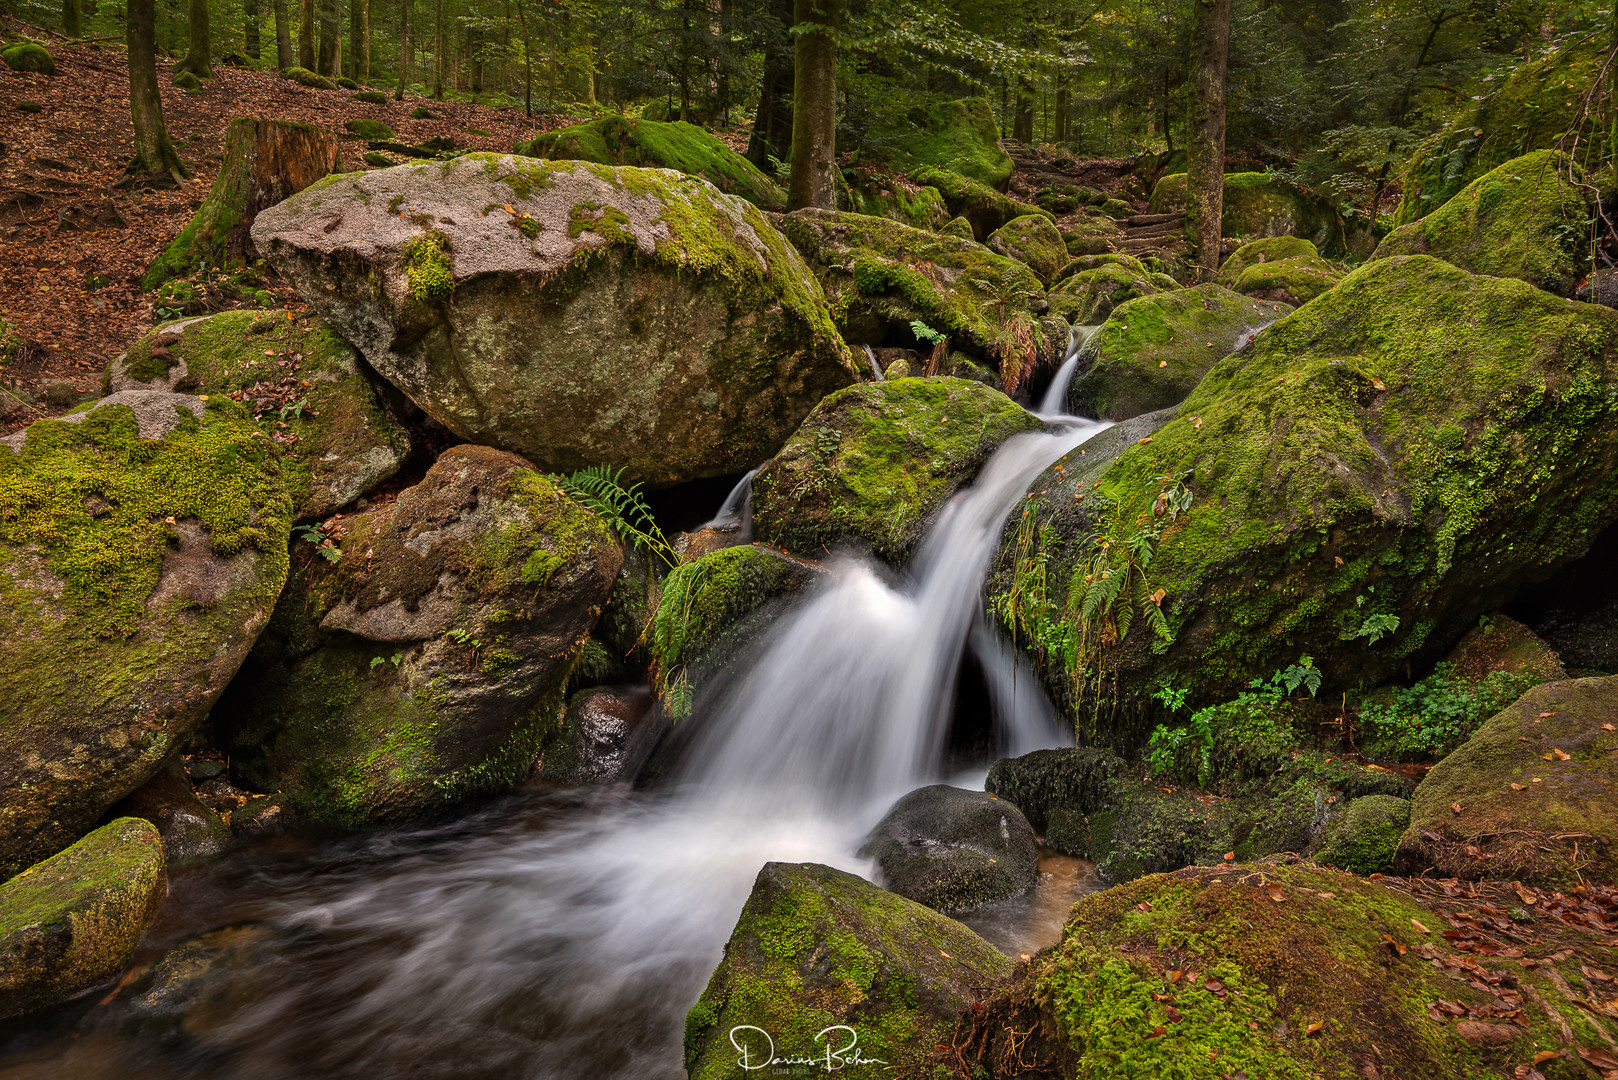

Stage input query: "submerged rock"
[
  {"left": 859, "top": 785, "right": 1039, "bottom": 914},
  {"left": 110, "top": 757, "right": 232, "bottom": 864},
  {"left": 251, "top": 154, "right": 857, "bottom": 488},
  {"left": 752, "top": 378, "right": 1045, "bottom": 565},
  {"left": 0, "top": 392, "right": 291, "bottom": 876},
  {"left": 534, "top": 685, "right": 655, "bottom": 785},
  {"left": 1396, "top": 676, "right": 1618, "bottom": 887},
  {"left": 0, "top": 818, "right": 166, "bottom": 1019},
  {"left": 217, "top": 444, "right": 621, "bottom": 826},
  {"left": 105, "top": 310, "right": 411, "bottom": 522},
  {"left": 683, "top": 861, "right": 1012, "bottom": 1079}
]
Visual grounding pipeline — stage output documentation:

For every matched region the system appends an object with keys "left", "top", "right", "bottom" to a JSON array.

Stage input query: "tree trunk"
[
  {"left": 746, "top": 0, "right": 792, "bottom": 170},
  {"left": 143, "top": 118, "right": 339, "bottom": 288},
  {"left": 787, "top": 0, "right": 836, "bottom": 211},
  {"left": 175, "top": 0, "right": 213, "bottom": 76},
  {"left": 349, "top": 0, "right": 368, "bottom": 81},
  {"left": 274, "top": 0, "right": 293, "bottom": 68},
  {"left": 1013, "top": 77, "right": 1034, "bottom": 144},
  {"left": 299, "top": 0, "right": 315, "bottom": 68},
  {"left": 63, "top": 0, "right": 82, "bottom": 37},
  {"left": 1185, "top": 0, "right": 1231, "bottom": 280},
  {"left": 244, "top": 0, "right": 261, "bottom": 63},
  {"left": 124, "top": 0, "right": 188, "bottom": 186},
  {"left": 394, "top": 0, "right": 407, "bottom": 97},
  {"left": 431, "top": 0, "right": 443, "bottom": 99},
  {"left": 318, "top": 0, "right": 340, "bottom": 75}
]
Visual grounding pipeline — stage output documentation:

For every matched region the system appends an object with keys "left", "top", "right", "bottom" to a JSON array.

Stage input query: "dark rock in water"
[
  {"left": 1396, "top": 676, "right": 1618, "bottom": 887},
  {"left": 217, "top": 444, "right": 621, "bottom": 827},
  {"left": 119, "top": 922, "right": 289, "bottom": 1044},
  {"left": 683, "top": 861, "right": 1011, "bottom": 1079},
  {"left": 110, "top": 757, "right": 231, "bottom": 864},
  {"left": 229, "top": 794, "right": 294, "bottom": 839},
  {"left": 860, "top": 784, "right": 1039, "bottom": 914},
  {"left": 984, "top": 746, "right": 1126, "bottom": 832},
  {"left": 0, "top": 818, "right": 167, "bottom": 1019},
  {"left": 536, "top": 686, "right": 655, "bottom": 785}
]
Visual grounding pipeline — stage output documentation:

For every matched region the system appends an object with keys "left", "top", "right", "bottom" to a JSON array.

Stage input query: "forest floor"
[{"left": 0, "top": 23, "right": 567, "bottom": 434}]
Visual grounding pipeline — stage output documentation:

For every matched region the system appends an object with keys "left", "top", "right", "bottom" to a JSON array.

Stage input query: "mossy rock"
[
  {"left": 1397, "top": 676, "right": 1618, "bottom": 887},
  {"left": 774, "top": 207, "right": 1065, "bottom": 386},
  {"left": 1316, "top": 794, "right": 1409, "bottom": 875},
  {"left": 1047, "top": 264, "right": 1172, "bottom": 327},
  {"left": 909, "top": 164, "right": 1048, "bottom": 240},
  {"left": 14, "top": 101, "right": 40, "bottom": 113},
  {"left": 1444, "top": 612, "right": 1567, "bottom": 687},
  {"left": 1149, "top": 172, "right": 1348, "bottom": 256},
  {"left": 334, "top": 76, "right": 359, "bottom": 90},
  {"left": 343, "top": 117, "right": 393, "bottom": 141},
  {"left": 1089, "top": 778, "right": 1232, "bottom": 882},
  {"left": 752, "top": 378, "right": 1044, "bottom": 566},
  {"left": 984, "top": 746, "right": 1127, "bottom": 832},
  {"left": 866, "top": 96, "right": 1014, "bottom": 188},
  {"left": 1216, "top": 236, "right": 1320, "bottom": 281},
  {"left": 1062, "top": 208, "right": 1128, "bottom": 255},
  {"left": 105, "top": 311, "right": 411, "bottom": 522},
  {"left": 995, "top": 255, "right": 1618, "bottom": 736},
  {"left": 0, "top": 818, "right": 165, "bottom": 1019},
  {"left": 280, "top": 66, "right": 335, "bottom": 90},
  {"left": 362, "top": 151, "right": 391, "bottom": 167},
  {"left": 350, "top": 90, "right": 387, "bottom": 104},
  {"left": 1216, "top": 236, "right": 1345, "bottom": 306},
  {"left": 939, "top": 215, "right": 974, "bottom": 239},
  {"left": 0, "top": 392, "right": 291, "bottom": 876},
  {"left": 647, "top": 543, "right": 822, "bottom": 713},
  {"left": 171, "top": 70, "right": 202, "bottom": 92},
  {"left": 409, "top": 106, "right": 438, "bottom": 120},
  {"left": 1070, "top": 284, "right": 1284, "bottom": 421},
  {"left": 683, "top": 861, "right": 1013, "bottom": 1079},
  {"left": 1392, "top": 36, "right": 1604, "bottom": 226},
  {"left": 216, "top": 445, "right": 622, "bottom": 827},
  {"left": 1, "top": 42, "right": 54, "bottom": 76},
  {"left": 841, "top": 167, "right": 949, "bottom": 230},
  {"left": 109, "top": 757, "right": 231, "bottom": 865},
  {"left": 516, "top": 115, "right": 784, "bottom": 211},
  {"left": 859, "top": 785, "right": 1039, "bottom": 914},
  {"left": 986, "top": 213, "right": 1071, "bottom": 285},
  {"left": 252, "top": 155, "right": 857, "bottom": 489},
  {"left": 975, "top": 862, "right": 1575, "bottom": 1079},
  {"left": 1374, "top": 150, "right": 1592, "bottom": 298}
]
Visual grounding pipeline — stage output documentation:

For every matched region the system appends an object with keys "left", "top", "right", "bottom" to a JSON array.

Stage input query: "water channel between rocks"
[{"left": 1, "top": 342, "right": 1113, "bottom": 1080}]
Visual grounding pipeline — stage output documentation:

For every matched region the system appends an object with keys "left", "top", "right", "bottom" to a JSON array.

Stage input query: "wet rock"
[
  {"left": 1316, "top": 794, "right": 1409, "bottom": 875},
  {"left": 683, "top": 861, "right": 1012, "bottom": 1079},
  {"left": 119, "top": 922, "right": 288, "bottom": 1043},
  {"left": 109, "top": 757, "right": 231, "bottom": 864},
  {"left": 251, "top": 155, "right": 856, "bottom": 489},
  {"left": 1047, "top": 257, "right": 1175, "bottom": 327},
  {"left": 0, "top": 391, "right": 291, "bottom": 875},
  {"left": 105, "top": 311, "right": 411, "bottom": 522},
  {"left": 984, "top": 746, "right": 1127, "bottom": 832},
  {"left": 859, "top": 785, "right": 1039, "bottom": 914},
  {"left": 1087, "top": 779, "right": 1231, "bottom": 882},
  {"left": 0, "top": 818, "right": 167, "bottom": 1019},
  {"left": 752, "top": 378, "right": 1044, "bottom": 566},
  {"left": 535, "top": 686, "right": 657, "bottom": 785},
  {"left": 217, "top": 444, "right": 621, "bottom": 827},
  {"left": 1396, "top": 676, "right": 1618, "bottom": 887},
  {"left": 1577, "top": 268, "right": 1618, "bottom": 309},
  {"left": 229, "top": 794, "right": 293, "bottom": 839}
]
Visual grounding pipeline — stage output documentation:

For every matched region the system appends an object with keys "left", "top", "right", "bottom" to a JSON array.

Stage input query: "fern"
[{"left": 553, "top": 465, "right": 677, "bottom": 568}]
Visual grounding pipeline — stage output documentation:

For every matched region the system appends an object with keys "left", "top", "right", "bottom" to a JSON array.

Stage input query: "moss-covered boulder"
[
  {"left": 752, "top": 378, "right": 1045, "bottom": 565},
  {"left": 869, "top": 96, "right": 1014, "bottom": 188},
  {"left": 971, "top": 862, "right": 1583, "bottom": 1079},
  {"left": 172, "top": 70, "right": 202, "bottom": 92},
  {"left": 774, "top": 207, "right": 1065, "bottom": 387},
  {"left": 859, "top": 785, "right": 1039, "bottom": 914},
  {"left": 1047, "top": 263, "right": 1175, "bottom": 327},
  {"left": 1088, "top": 779, "right": 1233, "bottom": 881},
  {"left": 986, "top": 213, "right": 1070, "bottom": 285},
  {"left": 1396, "top": 676, "right": 1618, "bottom": 887},
  {"left": 252, "top": 155, "right": 857, "bottom": 489},
  {"left": 683, "top": 861, "right": 1013, "bottom": 1079},
  {"left": 840, "top": 166, "right": 949, "bottom": 230},
  {"left": 1149, "top": 172, "right": 1348, "bottom": 255},
  {"left": 216, "top": 444, "right": 622, "bottom": 827},
  {"left": 106, "top": 311, "right": 410, "bottom": 522},
  {"left": 515, "top": 115, "right": 786, "bottom": 211},
  {"left": 1392, "top": 36, "right": 1604, "bottom": 226},
  {"left": 1069, "top": 284, "right": 1283, "bottom": 421},
  {"left": 990, "top": 255, "right": 1618, "bottom": 730},
  {"left": 280, "top": 66, "right": 334, "bottom": 90},
  {"left": 1215, "top": 236, "right": 1343, "bottom": 306},
  {"left": 939, "top": 215, "right": 974, "bottom": 239},
  {"left": 984, "top": 746, "right": 1128, "bottom": 832},
  {"left": 910, "top": 165, "right": 1048, "bottom": 239},
  {"left": 343, "top": 117, "right": 392, "bottom": 140},
  {"left": 109, "top": 757, "right": 231, "bottom": 865},
  {"left": 0, "top": 818, "right": 166, "bottom": 1019},
  {"left": 1316, "top": 794, "right": 1408, "bottom": 875},
  {"left": 0, "top": 392, "right": 291, "bottom": 876},
  {"left": 1373, "top": 150, "right": 1592, "bottom": 297},
  {"left": 1, "top": 42, "right": 54, "bottom": 76}
]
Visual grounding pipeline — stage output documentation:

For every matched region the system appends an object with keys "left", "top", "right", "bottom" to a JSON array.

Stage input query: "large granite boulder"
[
  {"left": 1149, "top": 171, "right": 1349, "bottom": 255},
  {"left": 0, "top": 391, "right": 291, "bottom": 875},
  {"left": 216, "top": 444, "right": 622, "bottom": 825},
  {"left": 251, "top": 154, "right": 858, "bottom": 488},
  {"left": 986, "top": 213, "right": 1071, "bottom": 285},
  {"left": 859, "top": 785, "right": 1040, "bottom": 914}
]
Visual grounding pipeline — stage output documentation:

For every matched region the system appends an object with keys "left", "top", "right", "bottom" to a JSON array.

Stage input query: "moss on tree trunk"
[
  {"left": 124, "top": 0, "right": 189, "bottom": 186},
  {"left": 175, "top": 0, "right": 213, "bottom": 77},
  {"left": 1185, "top": 0, "right": 1230, "bottom": 280},
  {"left": 142, "top": 118, "right": 337, "bottom": 289},
  {"left": 787, "top": 0, "right": 836, "bottom": 211}
]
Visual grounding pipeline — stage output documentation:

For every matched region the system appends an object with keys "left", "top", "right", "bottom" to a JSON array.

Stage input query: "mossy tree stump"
[{"left": 143, "top": 118, "right": 337, "bottom": 289}]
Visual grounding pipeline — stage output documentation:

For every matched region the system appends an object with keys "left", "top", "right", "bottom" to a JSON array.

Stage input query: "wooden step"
[
  {"left": 1124, "top": 222, "right": 1182, "bottom": 240},
  {"left": 1126, "top": 212, "right": 1183, "bottom": 227}
]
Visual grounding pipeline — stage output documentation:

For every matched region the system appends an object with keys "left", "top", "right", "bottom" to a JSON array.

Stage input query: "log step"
[{"left": 1127, "top": 212, "right": 1183, "bottom": 227}]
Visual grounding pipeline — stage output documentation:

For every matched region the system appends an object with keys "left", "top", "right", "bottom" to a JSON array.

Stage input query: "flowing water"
[
  {"left": 862, "top": 343, "right": 886, "bottom": 381},
  {"left": 0, "top": 403, "right": 1113, "bottom": 1080},
  {"left": 1037, "top": 323, "right": 1102, "bottom": 417},
  {"left": 696, "top": 467, "right": 758, "bottom": 535}
]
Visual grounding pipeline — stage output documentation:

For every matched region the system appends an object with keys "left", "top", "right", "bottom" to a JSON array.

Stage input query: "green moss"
[
  {"left": 986, "top": 213, "right": 1071, "bottom": 284},
  {"left": 867, "top": 97, "right": 1014, "bottom": 187},
  {"left": 1317, "top": 794, "right": 1408, "bottom": 874},
  {"left": 1, "top": 42, "right": 54, "bottom": 76},
  {"left": 400, "top": 228, "right": 454, "bottom": 302},
  {"left": 566, "top": 200, "right": 634, "bottom": 243},
  {"left": 1217, "top": 236, "right": 1321, "bottom": 281},
  {"left": 909, "top": 164, "right": 1047, "bottom": 238},
  {"left": 343, "top": 117, "right": 393, "bottom": 140},
  {"left": 1224, "top": 254, "right": 1345, "bottom": 306},
  {"left": 351, "top": 90, "right": 387, "bottom": 104},
  {"left": 939, "top": 215, "right": 973, "bottom": 239},
  {"left": 1048, "top": 264, "right": 1170, "bottom": 326},
  {"left": 171, "top": 70, "right": 202, "bottom": 92},
  {"left": 280, "top": 66, "right": 335, "bottom": 90},
  {"left": 1150, "top": 173, "right": 1348, "bottom": 255}
]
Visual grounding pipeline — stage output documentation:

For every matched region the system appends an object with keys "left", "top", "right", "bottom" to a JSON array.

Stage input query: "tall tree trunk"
[
  {"left": 298, "top": 0, "right": 315, "bottom": 68},
  {"left": 317, "top": 0, "right": 340, "bottom": 75},
  {"left": 244, "top": 0, "right": 261, "bottom": 62},
  {"left": 394, "top": 0, "right": 407, "bottom": 97},
  {"left": 176, "top": 0, "right": 213, "bottom": 76},
  {"left": 746, "top": 0, "right": 792, "bottom": 170},
  {"left": 274, "top": 0, "right": 293, "bottom": 67},
  {"left": 1054, "top": 84, "right": 1068, "bottom": 143},
  {"left": 787, "top": 0, "right": 836, "bottom": 211},
  {"left": 1185, "top": 0, "right": 1231, "bottom": 280},
  {"left": 63, "top": 0, "right": 82, "bottom": 37},
  {"left": 1013, "top": 77, "right": 1034, "bottom": 143},
  {"left": 431, "top": 0, "right": 443, "bottom": 98},
  {"left": 124, "top": 0, "right": 188, "bottom": 185},
  {"left": 349, "top": 0, "right": 368, "bottom": 81}
]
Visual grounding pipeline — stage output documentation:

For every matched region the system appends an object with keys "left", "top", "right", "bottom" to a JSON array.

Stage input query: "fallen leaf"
[
  {"left": 1167, "top": 970, "right": 1182, "bottom": 983},
  {"left": 1136, "top": 901, "right": 1153, "bottom": 912},
  {"left": 1551, "top": 748, "right": 1571, "bottom": 761},
  {"left": 1144, "top": 1025, "right": 1166, "bottom": 1038},
  {"left": 1305, "top": 1020, "right": 1324, "bottom": 1035},
  {"left": 1137, "top": 437, "right": 1153, "bottom": 445},
  {"left": 1451, "top": 803, "right": 1463, "bottom": 815},
  {"left": 1579, "top": 1047, "right": 1618, "bottom": 1070},
  {"left": 1533, "top": 777, "right": 1543, "bottom": 783},
  {"left": 1192, "top": 416, "right": 1203, "bottom": 429},
  {"left": 1511, "top": 783, "right": 1527, "bottom": 791},
  {"left": 1166, "top": 1006, "right": 1183, "bottom": 1022},
  {"left": 1603, "top": 723, "right": 1616, "bottom": 732},
  {"left": 1223, "top": 851, "right": 1235, "bottom": 862},
  {"left": 1512, "top": 1068, "right": 1546, "bottom": 1080},
  {"left": 1532, "top": 1050, "right": 1561, "bottom": 1065},
  {"left": 938, "top": 950, "right": 951, "bottom": 958},
  {"left": 1455, "top": 1021, "right": 1517, "bottom": 1046},
  {"left": 1318, "top": 892, "right": 1335, "bottom": 899},
  {"left": 1539, "top": 711, "right": 1557, "bottom": 717},
  {"left": 1158, "top": 360, "right": 1168, "bottom": 368},
  {"left": 1412, "top": 919, "right": 1431, "bottom": 934},
  {"left": 1334, "top": 556, "right": 1344, "bottom": 565},
  {"left": 1266, "top": 883, "right": 1286, "bottom": 903},
  {"left": 1371, "top": 377, "right": 1386, "bottom": 390}
]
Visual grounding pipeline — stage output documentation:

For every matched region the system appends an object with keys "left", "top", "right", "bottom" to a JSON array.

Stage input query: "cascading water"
[
  {"left": 862, "top": 343, "right": 886, "bottom": 381},
  {"left": 6, "top": 401, "right": 1111, "bottom": 1080},
  {"left": 1037, "top": 323, "right": 1102, "bottom": 417},
  {"left": 696, "top": 467, "right": 758, "bottom": 535}
]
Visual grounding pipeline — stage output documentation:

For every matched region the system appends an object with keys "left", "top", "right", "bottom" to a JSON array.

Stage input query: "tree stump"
[{"left": 142, "top": 118, "right": 338, "bottom": 289}]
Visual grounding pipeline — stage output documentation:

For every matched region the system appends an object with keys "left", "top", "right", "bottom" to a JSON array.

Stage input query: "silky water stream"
[{"left": 0, "top": 346, "right": 1112, "bottom": 1080}]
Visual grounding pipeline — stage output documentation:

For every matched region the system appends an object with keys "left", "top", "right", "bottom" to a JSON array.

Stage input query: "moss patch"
[
  {"left": 867, "top": 96, "right": 1014, "bottom": 187},
  {"left": 986, "top": 213, "right": 1071, "bottom": 285}
]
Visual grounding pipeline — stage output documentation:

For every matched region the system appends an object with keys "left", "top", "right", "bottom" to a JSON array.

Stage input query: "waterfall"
[
  {"left": 697, "top": 467, "right": 758, "bottom": 534},
  {"left": 862, "top": 343, "right": 885, "bottom": 381},
  {"left": 1037, "top": 323, "right": 1102, "bottom": 417}
]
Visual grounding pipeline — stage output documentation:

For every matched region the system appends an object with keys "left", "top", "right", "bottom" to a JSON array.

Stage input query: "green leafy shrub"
[
  {"left": 1357, "top": 662, "right": 1539, "bottom": 761},
  {"left": 1145, "top": 661, "right": 1317, "bottom": 791}
]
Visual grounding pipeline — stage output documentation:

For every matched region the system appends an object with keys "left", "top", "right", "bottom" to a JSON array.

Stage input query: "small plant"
[
  {"left": 400, "top": 229, "right": 454, "bottom": 303},
  {"left": 444, "top": 627, "right": 483, "bottom": 669},
  {"left": 1278, "top": 655, "right": 1322, "bottom": 698},
  {"left": 1345, "top": 612, "right": 1400, "bottom": 645},
  {"left": 369, "top": 652, "right": 404, "bottom": 672},
  {"left": 1357, "top": 663, "right": 1539, "bottom": 761},
  {"left": 909, "top": 319, "right": 945, "bottom": 346},
  {"left": 293, "top": 523, "right": 341, "bottom": 562},
  {"left": 277, "top": 397, "right": 310, "bottom": 423},
  {"left": 1145, "top": 660, "right": 1315, "bottom": 789},
  {"left": 552, "top": 465, "right": 677, "bottom": 568}
]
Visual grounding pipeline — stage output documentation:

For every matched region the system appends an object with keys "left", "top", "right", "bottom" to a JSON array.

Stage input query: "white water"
[
  {"left": 696, "top": 467, "right": 758, "bottom": 534},
  {"left": 862, "top": 342, "right": 885, "bottom": 381},
  {"left": 1037, "top": 323, "right": 1102, "bottom": 417},
  {"left": 83, "top": 405, "right": 1110, "bottom": 1080}
]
